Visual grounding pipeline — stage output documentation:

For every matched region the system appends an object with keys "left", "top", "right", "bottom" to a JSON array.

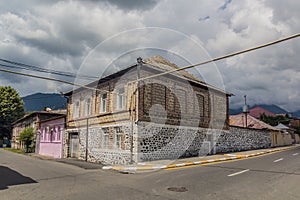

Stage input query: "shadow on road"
[{"left": 0, "top": 166, "right": 37, "bottom": 190}]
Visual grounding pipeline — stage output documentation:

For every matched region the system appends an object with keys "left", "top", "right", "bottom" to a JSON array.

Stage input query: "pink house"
[{"left": 38, "top": 116, "right": 65, "bottom": 158}]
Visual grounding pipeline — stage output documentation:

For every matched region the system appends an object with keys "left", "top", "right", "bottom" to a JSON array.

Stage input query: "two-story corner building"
[
  {"left": 64, "top": 56, "right": 232, "bottom": 165},
  {"left": 11, "top": 111, "right": 66, "bottom": 151}
]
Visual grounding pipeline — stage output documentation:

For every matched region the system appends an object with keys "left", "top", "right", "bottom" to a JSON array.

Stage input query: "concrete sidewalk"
[
  {"left": 103, "top": 145, "right": 299, "bottom": 172},
  {"left": 29, "top": 154, "right": 104, "bottom": 169}
]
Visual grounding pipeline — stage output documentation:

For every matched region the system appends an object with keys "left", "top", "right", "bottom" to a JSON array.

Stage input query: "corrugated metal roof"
[
  {"left": 65, "top": 55, "right": 233, "bottom": 96},
  {"left": 274, "top": 123, "right": 290, "bottom": 130},
  {"left": 230, "top": 113, "right": 279, "bottom": 131}
]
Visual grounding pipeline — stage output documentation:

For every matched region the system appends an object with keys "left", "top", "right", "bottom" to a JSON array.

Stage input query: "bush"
[{"left": 19, "top": 127, "right": 34, "bottom": 153}]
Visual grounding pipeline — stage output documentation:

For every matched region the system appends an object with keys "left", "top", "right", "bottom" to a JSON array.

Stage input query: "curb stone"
[{"left": 102, "top": 145, "right": 297, "bottom": 172}]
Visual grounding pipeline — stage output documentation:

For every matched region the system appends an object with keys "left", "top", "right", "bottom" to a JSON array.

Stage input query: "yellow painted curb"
[{"left": 102, "top": 145, "right": 298, "bottom": 172}]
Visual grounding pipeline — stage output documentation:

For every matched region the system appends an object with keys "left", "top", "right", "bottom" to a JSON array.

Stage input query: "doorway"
[{"left": 69, "top": 132, "right": 79, "bottom": 158}]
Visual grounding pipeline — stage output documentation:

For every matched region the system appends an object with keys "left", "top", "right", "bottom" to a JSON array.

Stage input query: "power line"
[
  {"left": 0, "top": 58, "right": 98, "bottom": 80},
  {"left": 0, "top": 67, "right": 101, "bottom": 92},
  {"left": 140, "top": 32, "right": 300, "bottom": 82}
]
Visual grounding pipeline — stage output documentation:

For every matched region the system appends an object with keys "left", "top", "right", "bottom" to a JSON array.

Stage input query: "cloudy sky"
[{"left": 0, "top": 0, "right": 300, "bottom": 111}]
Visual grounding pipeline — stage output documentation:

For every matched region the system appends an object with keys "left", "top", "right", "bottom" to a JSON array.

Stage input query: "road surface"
[{"left": 0, "top": 147, "right": 299, "bottom": 200}]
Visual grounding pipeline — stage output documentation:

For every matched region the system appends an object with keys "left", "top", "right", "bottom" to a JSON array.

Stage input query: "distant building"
[
  {"left": 11, "top": 111, "right": 66, "bottom": 151},
  {"left": 290, "top": 118, "right": 300, "bottom": 128},
  {"left": 230, "top": 113, "right": 293, "bottom": 147},
  {"left": 274, "top": 123, "right": 300, "bottom": 144}
]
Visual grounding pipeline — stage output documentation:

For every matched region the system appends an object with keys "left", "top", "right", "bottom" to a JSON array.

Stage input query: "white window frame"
[
  {"left": 114, "top": 127, "right": 123, "bottom": 149},
  {"left": 102, "top": 128, "right": 109, "bottom": 149},
  {"left": 74, "top": 101, "right": 80, "bottom": 118},
  {"left": 85, "top": 97, "right": 91, "bottom": 116},
  {"left": 100, "top": 93, "right": 107, "bottom": 113},
  {"left": 116, "top": 87, "right": 125, "bottom": 110}
]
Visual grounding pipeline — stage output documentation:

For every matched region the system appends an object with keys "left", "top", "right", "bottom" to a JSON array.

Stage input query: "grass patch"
[{"left": 4, "top": 148, "right": 25, "bottom": 154}]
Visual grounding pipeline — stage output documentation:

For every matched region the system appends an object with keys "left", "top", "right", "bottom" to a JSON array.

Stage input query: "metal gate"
[{"left": 69, "top": 133, "right": 79, "bottom": 158}]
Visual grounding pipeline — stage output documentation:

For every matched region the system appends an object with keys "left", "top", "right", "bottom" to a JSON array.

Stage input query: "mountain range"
[
  {"left": 22, "top": 93, "right": 67, "bottom": 112},
  {"left": 230, "top": 104, "right": 300, "bottom": 118}
]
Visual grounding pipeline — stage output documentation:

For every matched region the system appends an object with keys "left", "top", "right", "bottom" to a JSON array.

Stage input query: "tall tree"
[{"left": 0, "top": 86, "right": 24, "bottom": 139}]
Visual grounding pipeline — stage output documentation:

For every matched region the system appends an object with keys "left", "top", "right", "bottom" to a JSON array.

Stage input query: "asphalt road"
[{"left": 0, "top": 147, "right": 299, "bottom": 200}]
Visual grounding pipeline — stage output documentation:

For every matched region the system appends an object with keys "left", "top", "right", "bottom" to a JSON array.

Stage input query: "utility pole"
[
  {"left": 130, "top": 57, "right": 142, "bottom": 164},
  {"left": 243, "top": 95, "right": 249, "bottom": 127},
  {"left": 85, "top": 118, "right": 89, "bottom": 162}
]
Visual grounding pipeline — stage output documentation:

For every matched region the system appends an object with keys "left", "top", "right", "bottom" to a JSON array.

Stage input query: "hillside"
[
  {"left": 22, "top": 93, "right": 67, "bottom": 112},
  {"left": 254, "top": 104, "right": 287, "bottom": 115},
  {"left": 230, "top": 104, "right": 288, "bottom": 116},
  {"left": 293, "top": 110, "right": 300, "bottom": 119}
]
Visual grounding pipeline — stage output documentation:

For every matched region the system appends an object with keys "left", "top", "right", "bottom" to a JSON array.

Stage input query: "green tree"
[
  {"left": 0, "top": 86, "right": 25, "bottom": 139},
  {"left": 19, "top": 127, "right": 34, "bottom": 153},
  {"left": 260, "top": 113, "right": 290, "bottom": 126}
]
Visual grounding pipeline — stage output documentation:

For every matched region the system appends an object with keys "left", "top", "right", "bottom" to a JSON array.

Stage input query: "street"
[{"left": 0, "top": 147, "right": 299, "bottom": 200}]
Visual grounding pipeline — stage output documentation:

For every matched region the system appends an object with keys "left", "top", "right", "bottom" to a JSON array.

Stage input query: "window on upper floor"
[
  {"left": 116, "top": 87, "right": 125, "bottom": 110},
  {"left": 74, "top": 101, "right": 80, "bottom": 118},
  {"left": 85, "top": 97, "right": 91, "bottom": 116},
  {"left": 100, "top": 93, "right": 107, "bottom": 113}
]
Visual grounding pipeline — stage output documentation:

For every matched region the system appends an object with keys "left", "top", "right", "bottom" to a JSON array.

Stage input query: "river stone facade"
[
  {"left": 65, "top": 124, "right": 138, "bottom": 165},
  {"left": 215, "top": 126, "right": 272, "bottom": 153},
  {"left": 137, "top": 124, "right": 273, "bottom": 163},
  {"left": 137, "top": 122, "right": 215, "bottom": 161},
  {"left": 64, "top": 123, "right": 273, "bottom": 165}
]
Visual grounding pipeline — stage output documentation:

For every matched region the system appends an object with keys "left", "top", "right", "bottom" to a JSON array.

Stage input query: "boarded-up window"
[
  {"left": 196, "top": 94, "right": 205, "bottom": 117},
  {"left": 167, "top": 89, "right": 175, "bottom": 112},
  {"left": 152, "top": 83, "right": 166, "bottom": 107},
  {"left": 143, "top": 83, "right": 152, "bottom": 113},
  {"left": 175, "top": 89, "right": 186, "bottom": 113}
]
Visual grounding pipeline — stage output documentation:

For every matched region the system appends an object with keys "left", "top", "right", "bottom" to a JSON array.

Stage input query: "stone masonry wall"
[
  {"left": 137, "top": 122, "right": 216, "bottom": 162},
  {"left": 137, "top": 123, "right": 272, "bottom": 163},
  {"left": 215, "top": 126, "right": 272, "bottom": 153},
  {"left": 70, "top": 123, "right": 138, "bottom": 165},
  {"left": 64, "top": 124, "right": 273, "bottom": 165}
]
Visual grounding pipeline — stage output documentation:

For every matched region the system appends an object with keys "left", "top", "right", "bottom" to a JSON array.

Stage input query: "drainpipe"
[
  {"left": 136, "top": 57, "right": 142, "bottom": 123},
  {"left": 243, "top": 95, "right": 249, "bottom": 128},
  {"left": 130, "top": 57, "right": 142, "bottom": 164}
]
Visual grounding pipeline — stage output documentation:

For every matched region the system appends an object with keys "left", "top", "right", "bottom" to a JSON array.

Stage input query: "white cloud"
[{"left": 0, "top": 0, "right": 299, "bottom": 112}]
